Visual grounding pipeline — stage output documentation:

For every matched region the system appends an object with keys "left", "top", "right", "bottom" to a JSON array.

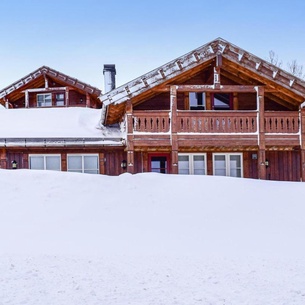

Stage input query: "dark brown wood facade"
[
  {"left": 101, "top": 38, "right": 305, "bottom": 182},
  {"left": 0, "top": 66, "right": 101, "bottom": 109}
]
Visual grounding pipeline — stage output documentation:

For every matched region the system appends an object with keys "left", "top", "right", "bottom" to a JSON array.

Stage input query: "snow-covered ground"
[{"left": 1, "top": 169, "right": 305, "bottom": 304}]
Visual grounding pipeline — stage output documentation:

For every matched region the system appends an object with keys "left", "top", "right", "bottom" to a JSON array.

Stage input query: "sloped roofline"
[
  {"left": 101, "top": 37, "right": 305, "bottom": 106},
  {"left": 0, "top": 66, "right": 101, "bottom": 99}
]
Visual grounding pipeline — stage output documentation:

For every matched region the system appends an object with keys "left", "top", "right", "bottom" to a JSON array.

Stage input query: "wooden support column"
[
  {"left": 233, "top": 92, "right": 238, "bottom": 110},
  {"left": 206, "top": 92, "right": 212, "bottom": 110},
  {"left": 300, "top": 107, "right": 305, "bottom": 181},
  {"left": 86, "top": 93, "right": 90, "bottom": 108},
  {"left": 44, "top": 75, "right": 49, "bottom": 88},
  {"left": 126, "top": 99, "right": 134, "bottom": 174},
  {"left": 99, "top": 152, "right": 105, "bottom": 174},
  {"left": 170, "top": 85, "right": 178, "bottom": 174},
  {"left": 214, "top": 54, "right": 222, "bottom": 89},
  {"left": 257, "top": 86, "right": 266, "bottom": 180},
  {"left": 25, "top": 90, "right": 29, "bottom": 108},
  {"left": 65, "top": 88, "right": 69, "bottom": 107}
]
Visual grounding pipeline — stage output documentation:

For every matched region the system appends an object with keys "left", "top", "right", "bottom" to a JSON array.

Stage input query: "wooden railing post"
[
  {"left": 257, "top": 86, "right": 266, "bottom": 180},
  {"left": 126, "top": 99, "right": 134, "bottom": 174},
  {"left": 170, "top": 86, "right": 178, "bottom": 174},
  {"left": 300, "top": 107, "right": 305, "bottom": 181}
]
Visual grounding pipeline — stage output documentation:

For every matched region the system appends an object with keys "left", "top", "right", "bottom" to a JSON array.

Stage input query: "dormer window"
[{"left": 37, "top": 93, "right": 52, "bottom": 107}]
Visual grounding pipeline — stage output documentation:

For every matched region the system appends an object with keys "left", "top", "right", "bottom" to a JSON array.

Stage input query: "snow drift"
[{"left": 1, "top": 169, "right": 305, "bottom": 304}]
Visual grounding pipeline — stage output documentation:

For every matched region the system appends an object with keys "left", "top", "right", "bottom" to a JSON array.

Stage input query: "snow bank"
[{"left": 1, "top": 170, "right": 305, "bottom": 304}]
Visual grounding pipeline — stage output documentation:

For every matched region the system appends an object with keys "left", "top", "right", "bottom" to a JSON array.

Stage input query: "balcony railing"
[
  {"left": 177, "top": 111, "right": 257, "bottom": 133},
  {"left": 132, "top": 110, "right": 300, "bottom": 134},
  {"left": 133, "top": 110, "right": 170, "bottom": 133},
  {"left": 264, "top": 111, "right": 299, "bottom": 133}
]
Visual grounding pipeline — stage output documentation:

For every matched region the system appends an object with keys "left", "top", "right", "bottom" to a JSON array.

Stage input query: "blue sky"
[{"left": 0, "top": 0, "right": 305, "bottom": 91}]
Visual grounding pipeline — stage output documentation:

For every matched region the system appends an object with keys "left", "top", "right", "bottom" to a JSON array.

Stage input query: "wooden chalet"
[
  {"left": 0, "top": 66, "right": 125, "bottom": 175},
  {"left": 101, "top": 38, "right": 305, "bottom": 181}
]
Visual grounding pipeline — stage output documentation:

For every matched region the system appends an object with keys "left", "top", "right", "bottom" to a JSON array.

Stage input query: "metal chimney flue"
[{"left": 103, "top": 64, "right": 116, "bottom": 93}]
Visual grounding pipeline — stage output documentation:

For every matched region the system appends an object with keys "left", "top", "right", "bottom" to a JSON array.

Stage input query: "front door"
[{"left": 149, "top": 154, "right": 169, "bottom": 174}]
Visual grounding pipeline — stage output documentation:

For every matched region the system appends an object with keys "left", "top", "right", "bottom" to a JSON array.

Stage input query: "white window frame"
[
  {"left": 67, "top": 154, "right": 99, "bottom": 174},
  {"left": 37, "top": 93, "right": 52, "bottom": 107},
  {"left": 178, "top": 153, "right": 207, "bottom": 175},
  {"left": 29, "top": 154, "right": 61, "bottom": 171},
  {"left": 213, "top": 153, "right": 243, "bottom": 177}
]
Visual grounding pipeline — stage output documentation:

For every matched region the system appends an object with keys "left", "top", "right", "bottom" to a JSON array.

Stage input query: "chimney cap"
[{"left": 103, "top": 64, "right": 116, "bottom": 75}]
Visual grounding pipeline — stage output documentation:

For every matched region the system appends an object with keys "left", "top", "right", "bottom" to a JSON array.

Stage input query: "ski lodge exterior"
[{"left": 1, "top": 38, "right": 305, "bottom": 181}]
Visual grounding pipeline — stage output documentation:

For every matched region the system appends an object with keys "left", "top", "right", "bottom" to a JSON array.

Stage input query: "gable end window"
[
  {"left": 37, "top": 93, "right": 52, "bottom": 107},
  {"left": 189, "top": 92, "right": 206, "bottom": 110}
]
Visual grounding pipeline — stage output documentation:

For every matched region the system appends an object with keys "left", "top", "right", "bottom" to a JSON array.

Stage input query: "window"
[
  {"left": 149, "top": 154, "right": 169, "bottom": 174},
  {"left": 178, "top": 154, "right": 206, "bottom": 175},
  {"left": 189, "top": 92, "right": 206, "bottom": 110},
  {"left": 213, "top": 153, "right": 243, "bottom": 177},
  {"left": 29, "top": 155, "right": 61, "bottom": 171},
  {"left": 37, "top": 93, "right": 52, "bottom": 107},
  {"left": 212, "top": 93, "right": 231, "bottom": 110},
  {"left": 67, "top": 154, "right": 99, "bottom": 174},
  {"left": 55, "top": 93, "right": 65, "bottom": 106}
]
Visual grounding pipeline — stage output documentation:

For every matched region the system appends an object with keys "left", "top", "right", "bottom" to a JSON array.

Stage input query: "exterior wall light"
[
  {"left": 11, "top": 160, "right": 18, "bottom": 169},
  {"left": 121, "top": 160, "right": 127, "bottom": 170}
]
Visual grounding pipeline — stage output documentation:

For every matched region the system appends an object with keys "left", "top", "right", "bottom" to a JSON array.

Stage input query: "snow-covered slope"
[{"left": 1, "top": 170, "right": 305, "bottom": 304}]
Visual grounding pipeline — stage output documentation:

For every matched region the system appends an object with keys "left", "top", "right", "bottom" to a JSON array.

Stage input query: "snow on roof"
[
  {"left": 101, "top": 37, "right": 305, "bottom": 108},
  {"left": 0, "top": 107, "right": 122, "bottom": 141}
]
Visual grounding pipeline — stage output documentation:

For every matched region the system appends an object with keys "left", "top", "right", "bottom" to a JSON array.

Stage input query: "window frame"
[
  {"left": 178, "top": 153, "right": 207, "bottom": 175},
  {"left": 211, "top": 93, "right": 233, "bottom": 110},
  {"left": 67, "top": 154, "right": 99, "bottom": 174},
  {"left": 213, "top": 153, "right": 243, "bottom": 177},
  {"left": 55, "top": 93, "right": 65, "bottom": 106},
  {"left": 37, "top": 93, "right": 52, "bottom": 107},
  {"left": 29, "top": 154, "right": 61, "bottom": 171},
  {"left": 189, "top": 92, "right": 206, "bottom": 110}
]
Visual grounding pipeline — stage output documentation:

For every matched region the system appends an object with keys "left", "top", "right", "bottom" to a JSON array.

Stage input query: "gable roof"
[
  {"left": 101, "top": 37, "right": 305, "bottom": 108},
  {"left": 0, "top": 66, "right": 101, "bottom": 102}
]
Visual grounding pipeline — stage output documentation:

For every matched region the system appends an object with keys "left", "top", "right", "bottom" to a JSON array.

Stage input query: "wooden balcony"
[{"left": 131, "top": 110, "right": 301, "bottom": 148}]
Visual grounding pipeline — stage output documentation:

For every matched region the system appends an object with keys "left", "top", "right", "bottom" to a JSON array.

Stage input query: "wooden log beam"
[
  {"left": 155, "top": 85, "right": 264, "bottom": 93},
  {"left": 22, "top": 87, "right": 67, "bottom": 93}
]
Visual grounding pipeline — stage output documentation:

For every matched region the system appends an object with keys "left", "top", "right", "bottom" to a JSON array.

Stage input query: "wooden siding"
[{"left": 266, "top": 151, "right": 301, "bottom": 181}]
